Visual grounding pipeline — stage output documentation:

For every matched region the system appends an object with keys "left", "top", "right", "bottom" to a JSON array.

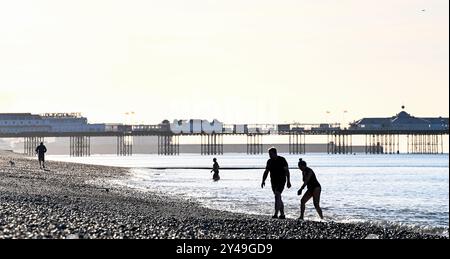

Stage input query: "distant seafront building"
[
  {"left": 349, "top": 111, "right": 449, "bottom": 131},
  {"left": 0, "top": 113, "right": 105, "bottom": 133},
  {"left": 169, "top": 119, "right": 223, "bottom": 134}
]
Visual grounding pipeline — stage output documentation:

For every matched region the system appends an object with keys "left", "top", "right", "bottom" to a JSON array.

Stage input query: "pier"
[
  {"left": 0, "top": 111, "right": 448, "bottom": 156},
  {"left": 1, "top": 128, "right": 447, "bottom": 157}
]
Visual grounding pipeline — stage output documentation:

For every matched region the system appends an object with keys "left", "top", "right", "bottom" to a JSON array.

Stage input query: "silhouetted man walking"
[
  {"left": 261, "top": 147, "right": 291, "bottom": 219},
  {"left": 35, "top": 142, "right": 47, "bottom": 169}
]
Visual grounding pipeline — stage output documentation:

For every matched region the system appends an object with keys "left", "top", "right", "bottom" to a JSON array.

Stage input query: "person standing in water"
[
  {"left": 297, "top": 158, "right": 323, "bottom": 220},
  {"left": 211, "top": 158, "right": 220, "bottom": 181},
  {"left": 261, "top": 147, "right": 291, "bottom": 219},
  {"left": 35, "top": 142, "right": 47, "bottom": 169}
]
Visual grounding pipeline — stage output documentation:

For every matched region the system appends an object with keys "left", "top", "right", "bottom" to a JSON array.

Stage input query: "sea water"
[{"left": 47, "top": 153, "right": 449, "bottom": 236}]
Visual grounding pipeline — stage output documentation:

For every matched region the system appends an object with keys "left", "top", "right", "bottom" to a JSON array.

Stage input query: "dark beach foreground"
[{"left": 0, "top": 151, "right": 446, "bottom": 239}]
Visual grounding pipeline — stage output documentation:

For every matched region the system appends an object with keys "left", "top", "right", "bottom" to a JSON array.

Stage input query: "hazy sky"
[{"left": 0, "top": 0, "right": 448, "bottom": 125}]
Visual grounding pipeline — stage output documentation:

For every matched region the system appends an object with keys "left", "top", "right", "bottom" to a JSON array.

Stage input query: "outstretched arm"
[
  {"left": 284, "top": 166, "right": 291, "bottom": 188},
  {"left": 261, "top": 169, "right": 269, "bottom": 188}
]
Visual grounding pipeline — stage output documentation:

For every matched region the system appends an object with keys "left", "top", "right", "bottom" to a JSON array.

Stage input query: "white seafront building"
[{"left": 169, "top": 119, "right": 223, "bottom": 134}]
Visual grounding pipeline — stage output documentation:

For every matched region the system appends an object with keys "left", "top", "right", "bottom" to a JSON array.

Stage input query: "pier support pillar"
[
  {"left": 201, "top": 134, "right": 223, "bottom": 155},
  {"left": 407, "top": 134, "right": 410, "bottom": 154},
  {"left": 117, "top": 135, "right": 132, "bottom": 156},
  {"left": 435, "top": 134, "right": 439, "bottom": 154},
  {"left": 336, "top": 133, "right": 351, "bottom": 154},
  {"left": 327, "top": 134, "right": 331, "bottom": 154},
  {"left": 342, "top": 134, "right": 350, "bottom": 154},
  {"left": 396, "top": 134, "right": 400, "bottom": 154},
  {"left": 365, "top": 135, "right": 368, "bottom": 154},
  {"left": 338, "top": 134, "right": 342, "bottom": 154},
  {"left": 333, "top": 134, "right": 337, "bottom": 154},
  {"left": 347, "top": 134, "right": 351, "bottom": 154},
  {"left": 349, "top": 134, "right": 353, "bottom": 154},
  {"left": 416, "top": 134, "right": 419, "bottom": 154},
  {"left": 289, "top": 132, "right": 304, "bottom": 154},
  {"left": 24, "top": 137, "right": 44, "bottom": 156},
  {"left": 247, "top": 134, "right": 263, "bottom": 155},
  {"left": 407, "top": 134, "right": 441, "bottom": 154},
  {"left": 158, "top": 135, "right": 179, "bottom": 156},
  {"left": 390, "top": 134, "right": 394, "bottom": 154},
  {"left": 70, "top": 136, "right": 91, "bottom": 157},
  {"left": 377, "top": 135, "right": 380, "bottom": 154}
]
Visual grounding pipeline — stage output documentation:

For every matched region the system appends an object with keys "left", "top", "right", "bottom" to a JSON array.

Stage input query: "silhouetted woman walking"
[{"left": 297, "top": 158, "right": 323, "bottom": 220}]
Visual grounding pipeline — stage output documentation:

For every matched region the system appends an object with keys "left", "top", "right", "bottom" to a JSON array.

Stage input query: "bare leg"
[
  {"left": 279, "top": 195, "right": 284, "bottom": 217},
  {"left": 274, "top": 193, "right": 278, "bottom": 216},
  {"left": 300, "top": 191, "right": 313, "bottom": 219},
  {"left": 273, "top": 191, "right": 282, "bottom": 217},
  {"left": 312, "top": 187, "right": 323, "bottom": 219}
]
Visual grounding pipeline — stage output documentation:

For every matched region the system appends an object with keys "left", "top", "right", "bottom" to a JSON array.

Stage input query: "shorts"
[
  {"left": 271, "top": 181, "right": 286, "bottom": 193},
  {"left": 38, "top": 155, "right": 45, "bottom": 162}
]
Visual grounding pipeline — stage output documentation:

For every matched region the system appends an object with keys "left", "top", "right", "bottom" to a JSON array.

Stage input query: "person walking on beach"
[
  {"left": 297, "top": 158, "right": 323, "bottom": 220},
  {"left": 261, "top": 147, "right": 291, "bottom": 219},
  {"left": 35, "top": 142, "right": 47, "bottom": 169},
  {"left": 211, "top": 158, "right": 220, "bottom": 181}
]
